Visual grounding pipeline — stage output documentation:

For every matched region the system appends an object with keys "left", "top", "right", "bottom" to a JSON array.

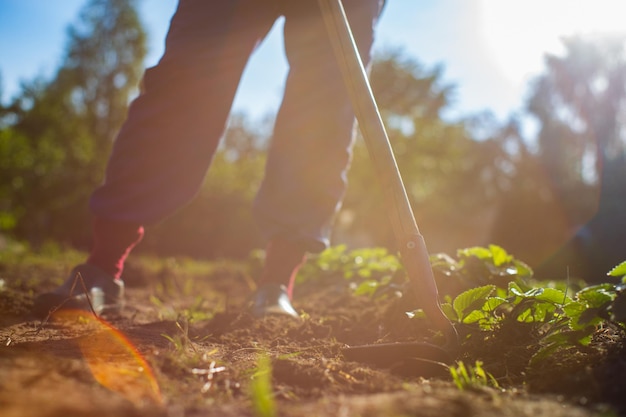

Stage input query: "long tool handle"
[{"left": 317, "top": 0, "right": 456, "bottom": 345}]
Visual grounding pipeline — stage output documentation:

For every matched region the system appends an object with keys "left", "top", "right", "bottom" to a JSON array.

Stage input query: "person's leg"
[
  {"left": 33, "top": 0, "right": 280, "bottom": 318},
  {"left": 254, "top": 0, "right": 385, "bottom": 295},
  {"left": 92, "top": 1, "right": 278, "bottom": 226},
  {"left": 85, "top": 0, "right": 279, "bottom": 280},
  {"left": 87, "top": 218, "right": 144, "bottom": 280}
]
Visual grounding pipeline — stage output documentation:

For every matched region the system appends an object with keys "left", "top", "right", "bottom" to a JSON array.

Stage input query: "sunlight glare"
[
  {"left": 53, "top": 310, "right": 163, "bottom": 407},
  {"left": 480, "top": 0, "right": 626, "bottom": 83}
]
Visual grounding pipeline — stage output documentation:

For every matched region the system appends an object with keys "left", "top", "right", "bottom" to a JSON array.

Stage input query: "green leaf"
[
  {"left": 509, "top": 298, "right": 535, "bottom": 321},
  {"left": 576, "top": 283, "right": 616, "bottom": 308},
  {"left": 353, "top": 279, "right": 379, "bottom": 296},
  {"left": 483, "top": 297, "right": 507, "bottom": 312},
  {"left": 512, "top": 259, "right": 534, "bottom": 277},
  {"left": 507, "top": 284, "right": 568, "bottom": 305},
  {"left": 458, "top": 246, "right": 492, "bottom": 260},
  {"left": 608, "top": 261, "right": 626, "bottom": 277},
  {"left": 531, "top": 302, "right": 557, "bottom": 322},
  {"left": 462, "top": 309, "right": 488, "bottom": 324},
  {"left": 533, "top": 287, "right": 571, "bottom": 305},
  {"left": 577, "top": 333, "right": 593, "bottom": 346},
  {"left": 508, "top": 281, "right": 525, "bottom": 297},
  {"left": 489, "top": 244, "right": 511, "bottom": 267},
  {"left": 441, "top": 302, "right": 458, "bottom": 321},
  {"left": 562, "top": 301, "right": 589, "bottom": 329},
  {"left": 453, "top": 285, "right": 496, "bottom": 321},
  {"left": 575, "top": 307, "right": 604, "bottom": 328}
]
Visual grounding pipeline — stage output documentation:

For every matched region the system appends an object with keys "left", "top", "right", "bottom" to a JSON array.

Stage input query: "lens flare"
[{"left": 53, "top": 310, "right": 163, "bottom": 407}]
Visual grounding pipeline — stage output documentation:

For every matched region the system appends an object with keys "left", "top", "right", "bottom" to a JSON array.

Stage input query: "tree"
[
  {"left": 527, "top": 34, "right": 626, "bottom": 279},
  {"left": 336, "top": 50, "right": 511, "bottom": 253},
  {"left": 0, "top": 0, "right": 146, "bottom": 245},
  {"left": 486, "top": 116, "right": 574, "bottom": 266},
  {"left": 62, "top": 0, "right": 147, "bottom": 147}
]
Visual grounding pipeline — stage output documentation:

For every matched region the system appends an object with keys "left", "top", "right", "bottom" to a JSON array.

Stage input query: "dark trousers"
[{"left": 90, "top": 0, "right": 385, "bottom": 252}]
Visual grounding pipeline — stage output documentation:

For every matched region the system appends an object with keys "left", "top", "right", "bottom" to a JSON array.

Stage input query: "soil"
[{"left": 1, "top": 257, "right": 625, "bottom": 417}]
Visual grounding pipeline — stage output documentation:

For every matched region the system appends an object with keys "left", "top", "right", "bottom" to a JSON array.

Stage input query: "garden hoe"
[{"left": 317, "top": 0, "right": 459, "bottom": 375}]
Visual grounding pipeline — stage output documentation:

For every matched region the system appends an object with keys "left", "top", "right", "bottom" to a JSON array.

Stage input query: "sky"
[{"left": 1, "top": 0, "right": 625, "bottom": 130}]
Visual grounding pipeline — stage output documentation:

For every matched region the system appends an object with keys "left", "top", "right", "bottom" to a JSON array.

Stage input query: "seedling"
[
  {"left": 161, "top": 318, "right": 197, "bottom": 354},
  {"left": 249, "top": 353, "right": 276, "bottom": 417},
  {"left": 450, "top": 360, "right": 499, "bottom": 391},
  {"left": 310, "top": 244, "right": 626, "bottom": 372}
]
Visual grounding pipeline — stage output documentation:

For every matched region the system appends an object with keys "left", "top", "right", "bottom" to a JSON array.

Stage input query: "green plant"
[
  {"left": 431, "top": 244, "right": 533, "bottom": 298},
  {"left": 249, "top": 353, "right": 276, "bottom": 417},
  {"left": 304, "top": 244, "right": 626, "bottom": 369},
  {"left": 161, "top": 319, "right": 196, "bottom": 354},
  {"left": 449, "top": 360, "right": 499, "bottom": 391},
  {"left": 298, "top": 245, "right": 403, "bottom": 298},
  {"left": 437, "top": 256, "right": 626, "bottom": 365},
  {"left": 300, "top": 244, "right": 533, "bottom": 302},
  {"left": 608, "top": 261, "right": 626, "bottom": 280},
  {"left": 606, "top": 261, "right": 626, "bottom": 323}
]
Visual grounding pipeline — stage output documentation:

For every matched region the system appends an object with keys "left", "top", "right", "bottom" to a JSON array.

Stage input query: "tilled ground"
[{"left": 0, "top": 257, "right": 623, "bottom": 417}]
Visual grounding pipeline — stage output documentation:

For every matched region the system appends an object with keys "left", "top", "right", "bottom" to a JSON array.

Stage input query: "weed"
[
  {"left": 150, "top": 295, "right": 178, "bottom": 321},
  {"left": 249, "top": 353, "right": 276, "bottom": 417},
  {"left": 161, "top": 319, "right": 196, "bottom": 355},
  {"left": 449, "top": 360, "right": 499, "bottom": 391}
]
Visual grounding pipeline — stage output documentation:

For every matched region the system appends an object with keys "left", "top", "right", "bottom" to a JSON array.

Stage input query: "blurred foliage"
[
  {"left": 297, "top": 244, "right": 403, "bottom": 298},
  {"left": 0, "top": 0, "right": 146, "bottom": 247},
  {"left": 339, "top": 49, "right": 515, "bottom": 252},
  {"left": 497, "top": 34, "right": 626, "bottom": 276},
  {"left": 528, "top": 34, "right": 626, "bottom": 222}
]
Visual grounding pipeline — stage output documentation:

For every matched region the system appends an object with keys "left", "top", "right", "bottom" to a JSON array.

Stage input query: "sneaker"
[
  {"left": 250, "top": 284, "right": 299, "bottom": 319},
  {"left": 32, "top": 263, "right": 124, "bottom": 319}
]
